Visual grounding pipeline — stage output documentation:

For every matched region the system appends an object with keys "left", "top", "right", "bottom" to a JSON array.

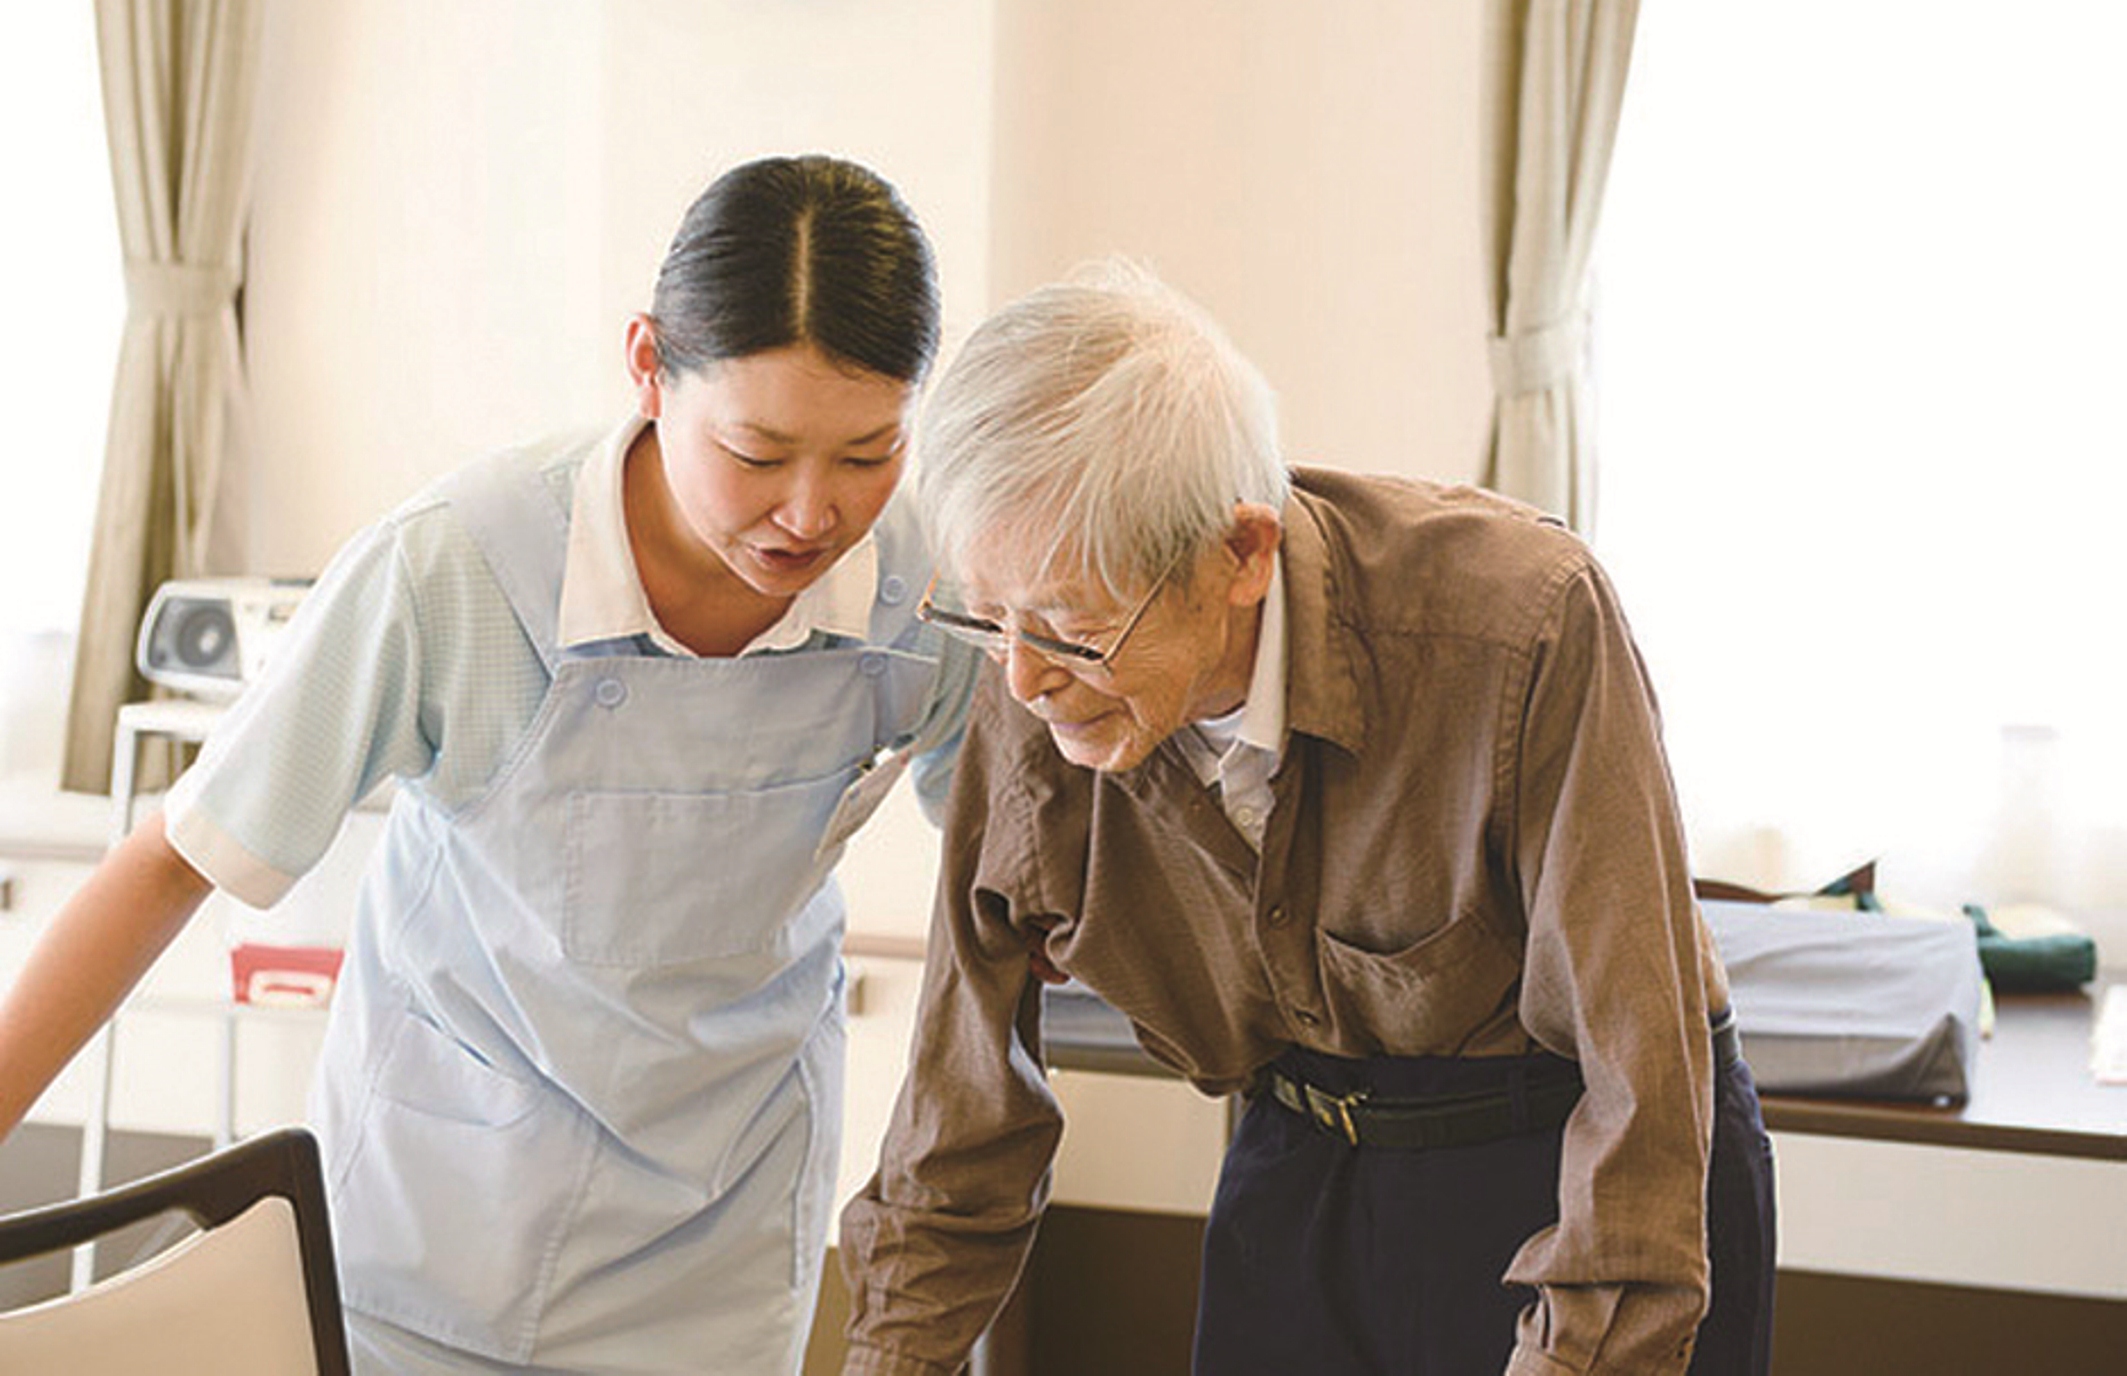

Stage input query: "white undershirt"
[{"left": 1173, "top": 555, "right": 1287, "bottom": 849}]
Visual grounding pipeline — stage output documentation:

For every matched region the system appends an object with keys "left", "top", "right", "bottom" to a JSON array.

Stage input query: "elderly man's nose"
[{"left": 1002, "top": 638, "right": 1066, "bottom": 703}]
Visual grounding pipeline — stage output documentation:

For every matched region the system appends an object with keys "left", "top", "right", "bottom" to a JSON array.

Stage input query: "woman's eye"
[
  {"left": 842, "top": 453, "right": 896, "bottom": 469},
  {"left": 720, "top": 443, "right": 781, "bottom": 469}
]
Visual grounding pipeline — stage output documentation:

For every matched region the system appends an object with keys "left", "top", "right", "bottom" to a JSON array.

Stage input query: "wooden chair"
[{"left": 0, "top": 1126, "right": 351, "bottom": 1374}]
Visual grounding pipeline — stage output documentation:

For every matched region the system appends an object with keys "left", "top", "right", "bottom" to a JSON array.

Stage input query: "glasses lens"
[
  {"left": 921, "top": 585, "right": 1119, "bottom": 669},
  {"left": 922, "top": 610, "right": 1004, "bottom": 652},
  {"left": 1017, "top": 629, "right": 1106, "bottom": 666}
]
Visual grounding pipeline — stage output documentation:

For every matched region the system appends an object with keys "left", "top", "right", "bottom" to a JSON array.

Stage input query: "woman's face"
[{"left": 633, "top": 332, "right": 915, "bottom": 599}]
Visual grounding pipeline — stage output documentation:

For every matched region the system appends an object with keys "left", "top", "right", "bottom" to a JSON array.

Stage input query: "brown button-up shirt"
[{"left": 841, "top": 469, "right": 1731, "bottom": 1375}]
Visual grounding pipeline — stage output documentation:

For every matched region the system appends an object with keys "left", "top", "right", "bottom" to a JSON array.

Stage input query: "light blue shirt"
[
  {"left": 162, "top": 419, "right": 972, "bottom": 1371},
  {"left": 166, "top": 416, "right": 967, "bottom": 905}
]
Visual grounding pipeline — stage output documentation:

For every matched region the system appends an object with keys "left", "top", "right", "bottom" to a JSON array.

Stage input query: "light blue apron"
[{"left": 309, "top": 440, "right": 939, "bottom": 1374}]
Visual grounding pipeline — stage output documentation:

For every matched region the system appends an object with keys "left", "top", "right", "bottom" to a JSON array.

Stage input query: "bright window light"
[
  {"left": 1594, "top": 4, "right": 2127, "bottom": 907},
  {"left": 0, "top": 6, "right": 120, "bottom": 637}
]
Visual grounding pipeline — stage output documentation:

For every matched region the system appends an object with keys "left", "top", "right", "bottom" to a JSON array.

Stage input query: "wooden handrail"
[{"left": 842, "top": 931, "right": 927, "bottom": 962}]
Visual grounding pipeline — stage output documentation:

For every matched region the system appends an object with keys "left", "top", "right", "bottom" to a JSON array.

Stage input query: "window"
[
  {"left": 0, "top": 6, "right": 118, "bottom": 780},
  {"left": 1594, "top": 4, "right": 2127, "bottom": 910},
  {"left": 0, "top": 6, "right": 119, "bottom": 639}
]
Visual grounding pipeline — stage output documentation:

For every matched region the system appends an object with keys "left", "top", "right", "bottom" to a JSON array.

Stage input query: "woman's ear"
[
  {"left": 1223, "top": 503, "right": 1282, "bottom": 608},
  {"left": 624, "top": 314, "right": 664, "bottom": 419}
]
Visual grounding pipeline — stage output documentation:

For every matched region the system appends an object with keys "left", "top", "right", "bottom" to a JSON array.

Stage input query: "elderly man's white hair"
[{"left": 917, "top": 259, "right": 1287, "bottom": 600}]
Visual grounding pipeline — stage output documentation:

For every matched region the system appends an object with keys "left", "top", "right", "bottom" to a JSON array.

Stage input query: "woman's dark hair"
[{"left": 648, "top": 155, "right": 940, "bottom": 384}]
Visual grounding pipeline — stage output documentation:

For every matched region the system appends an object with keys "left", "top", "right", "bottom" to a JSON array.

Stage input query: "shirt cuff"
[
  {"left": 1509, "top": 1283, "right": 1697, "bottom": 1376},
  {"left": 840, "top": 1343, "right": 962, "bottom": 1376},
  {"left": 1507, "top": 1344, "right": 1583, "bottom": 1376},
  {"left": 1508, "top": 1343, "right": 1693, "bottom": 1376},
  {"left": 162, "top": 774, "right": 299, "bottom": 909}
]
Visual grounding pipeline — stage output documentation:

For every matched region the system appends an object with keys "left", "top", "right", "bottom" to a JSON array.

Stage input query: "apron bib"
[{"left": 310, "top": 439, "right": 938, "bottom": 1372}]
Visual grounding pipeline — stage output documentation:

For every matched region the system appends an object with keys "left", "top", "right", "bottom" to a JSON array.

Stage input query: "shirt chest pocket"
[
  {"left": 562, "top": 775, "right": 851, "bottom": 966},
  {"left": 1315, "top": 913, "right": 1523, "bottom": 1055}
]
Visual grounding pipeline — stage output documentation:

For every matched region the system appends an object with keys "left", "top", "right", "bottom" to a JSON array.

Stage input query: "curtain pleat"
[
  {"left": 1479, "top": 0, "right": 1639, "bottom": 534},
  {"left": 62, "top": 0, "right": 262, "bottom": 795}
]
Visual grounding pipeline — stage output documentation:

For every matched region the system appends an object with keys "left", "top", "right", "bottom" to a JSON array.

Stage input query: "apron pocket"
[
  {"left": 563, "top": 777, "right": 849, "bottom": 966},
  {"left": 787, "top": 1003, "right": 845, "bottom": 1292},
  {"left": 333, "top": 1010, "right": 591, "bottom": 1364}
]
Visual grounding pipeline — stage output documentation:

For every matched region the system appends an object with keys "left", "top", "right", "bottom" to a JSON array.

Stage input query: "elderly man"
[{"left": 839, "top": 264, "right": 1774, "bottom": 1376}]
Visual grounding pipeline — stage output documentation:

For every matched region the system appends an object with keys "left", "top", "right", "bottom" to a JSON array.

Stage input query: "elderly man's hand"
[{"left": 1024, "top": 919, "right": 1070, "bottom": 985}]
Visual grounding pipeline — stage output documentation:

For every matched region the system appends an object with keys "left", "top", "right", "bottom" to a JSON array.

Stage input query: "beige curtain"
[
  {"left": 62, "top": 0, "right": 263, "bottom": 794},
  {"left": 1479, "top": 0, "right": 1639, "bottom": 533}
]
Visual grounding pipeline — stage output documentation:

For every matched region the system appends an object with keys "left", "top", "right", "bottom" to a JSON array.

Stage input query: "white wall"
[
  {"left": 242, "top": 0, "right": 1488, "bottom": 582},
  {"left": 246, "top": 1, "right": 605, "bottom": 575},
  {"left": 990, "top": 0, "right": 1491, "bottom": 485},
  {"left": 244, "top": 0, "right": 998, "bottom": 579}
]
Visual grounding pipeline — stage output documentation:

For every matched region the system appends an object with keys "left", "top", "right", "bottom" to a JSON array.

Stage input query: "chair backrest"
[{"left": 0, "top": 1126, "right": 350, "bottom": 1375}]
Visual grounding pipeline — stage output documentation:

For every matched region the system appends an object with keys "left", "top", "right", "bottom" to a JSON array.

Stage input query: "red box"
[{"left": 229, "top": 943, "right": 345, "bottom": 1007}]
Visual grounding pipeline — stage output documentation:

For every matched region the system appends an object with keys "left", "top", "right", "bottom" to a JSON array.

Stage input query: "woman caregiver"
[{"left": 0, "top": 154, "right": 973, "bottom": 1374}]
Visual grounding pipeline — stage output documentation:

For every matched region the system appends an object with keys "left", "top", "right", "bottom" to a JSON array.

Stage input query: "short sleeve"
[{"left": 164, "top": 495, "right": 542, "bottom": 906}]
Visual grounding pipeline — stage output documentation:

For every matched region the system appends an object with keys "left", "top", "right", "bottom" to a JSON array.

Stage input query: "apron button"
[
  {"left": 594, "top": 678, "right": 627, "bottom": 708},
  {"left": 858, "top": 652, "right": 887, "bottom": 678},
  {"left": 879, "top": 574, "right": 908, "bottom": 605}
]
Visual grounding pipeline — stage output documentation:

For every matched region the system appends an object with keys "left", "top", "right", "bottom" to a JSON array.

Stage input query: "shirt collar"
[
  {"left": 1274, "top": 479, "right": 1367, "bottom": 756},
  {"left": 1241, "top": 555, "right": 1287, "bottom": 750},
  {"left": 1218, "top": 553, "right": 1287, "bottom": 752},
  {"left": 557, "top": 413, "right": 877, "bottom": 657},
  {"left": 1179, "top": 553, "right": 1288, "bottom": 779}
]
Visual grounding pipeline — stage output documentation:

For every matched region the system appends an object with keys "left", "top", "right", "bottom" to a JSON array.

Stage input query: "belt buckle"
[{"left": 1303, "top": 1083, "right": 1371, "bottom": 1146}]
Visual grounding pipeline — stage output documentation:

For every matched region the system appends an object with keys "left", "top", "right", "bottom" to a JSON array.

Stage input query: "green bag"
[{"left": 1962, "top": 904, "right": 2098, "bottom": 992}]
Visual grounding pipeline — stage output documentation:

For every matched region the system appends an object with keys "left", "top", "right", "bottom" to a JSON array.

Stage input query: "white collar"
[
  {"left": 1187, "top": 553, "right": 1288, "bottom": 761},
  {"left": 557, "top": 414, "right": 877, "bottom": 657},
  {"left": 1230, "top": 553, "right": 1289, "bottom": 750}
]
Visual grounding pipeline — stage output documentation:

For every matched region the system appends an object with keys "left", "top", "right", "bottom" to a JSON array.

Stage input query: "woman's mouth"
[{"left": 753, "top": 545, "right": 828, "bottom": 574}]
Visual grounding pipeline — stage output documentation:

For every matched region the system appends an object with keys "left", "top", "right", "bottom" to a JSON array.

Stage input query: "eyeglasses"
[{"left": 917, "top": 550, "right": 1184, "bottom": 674}]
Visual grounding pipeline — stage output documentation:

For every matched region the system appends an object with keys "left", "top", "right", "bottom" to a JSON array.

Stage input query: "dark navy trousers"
[{"left": 1191, "top": 1046, "right": 1776, "bottom": 1375}]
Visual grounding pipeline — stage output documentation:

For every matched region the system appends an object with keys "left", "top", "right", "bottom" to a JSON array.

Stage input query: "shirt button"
[
  {"left": 879, "top": 574, "right": 908, "bottom": 605},
  {"left": 1265, "top": 904, "right": 1287, "bottom": 927},
  {"left": 1293, "top": 1009, "right": 1321, "bottom": 1028},
  {"left": 858, "top": 652, "right": 887, "bottom": 678},
  {"left": 594, "top": 678, "right": 627, "bottom": 709}
]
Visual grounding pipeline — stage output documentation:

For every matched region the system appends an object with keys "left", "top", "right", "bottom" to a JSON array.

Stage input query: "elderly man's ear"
[{"left": 1222, "top": 503, "right": 1283, "bottom": 609}]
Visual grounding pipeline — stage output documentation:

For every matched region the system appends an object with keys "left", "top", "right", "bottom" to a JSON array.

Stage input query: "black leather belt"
[{"left": 1267, "top": 1011, "right": 1743, "bottom": 1151}]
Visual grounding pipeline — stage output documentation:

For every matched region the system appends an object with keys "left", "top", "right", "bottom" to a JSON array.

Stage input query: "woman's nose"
[{"left": 776, "top": 471, "right": 837, "bottom": 540}]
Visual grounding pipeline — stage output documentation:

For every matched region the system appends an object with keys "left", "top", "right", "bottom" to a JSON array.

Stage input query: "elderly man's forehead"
[{"left": 957, "top": 530, "right": 1126, "bottom": 612}]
